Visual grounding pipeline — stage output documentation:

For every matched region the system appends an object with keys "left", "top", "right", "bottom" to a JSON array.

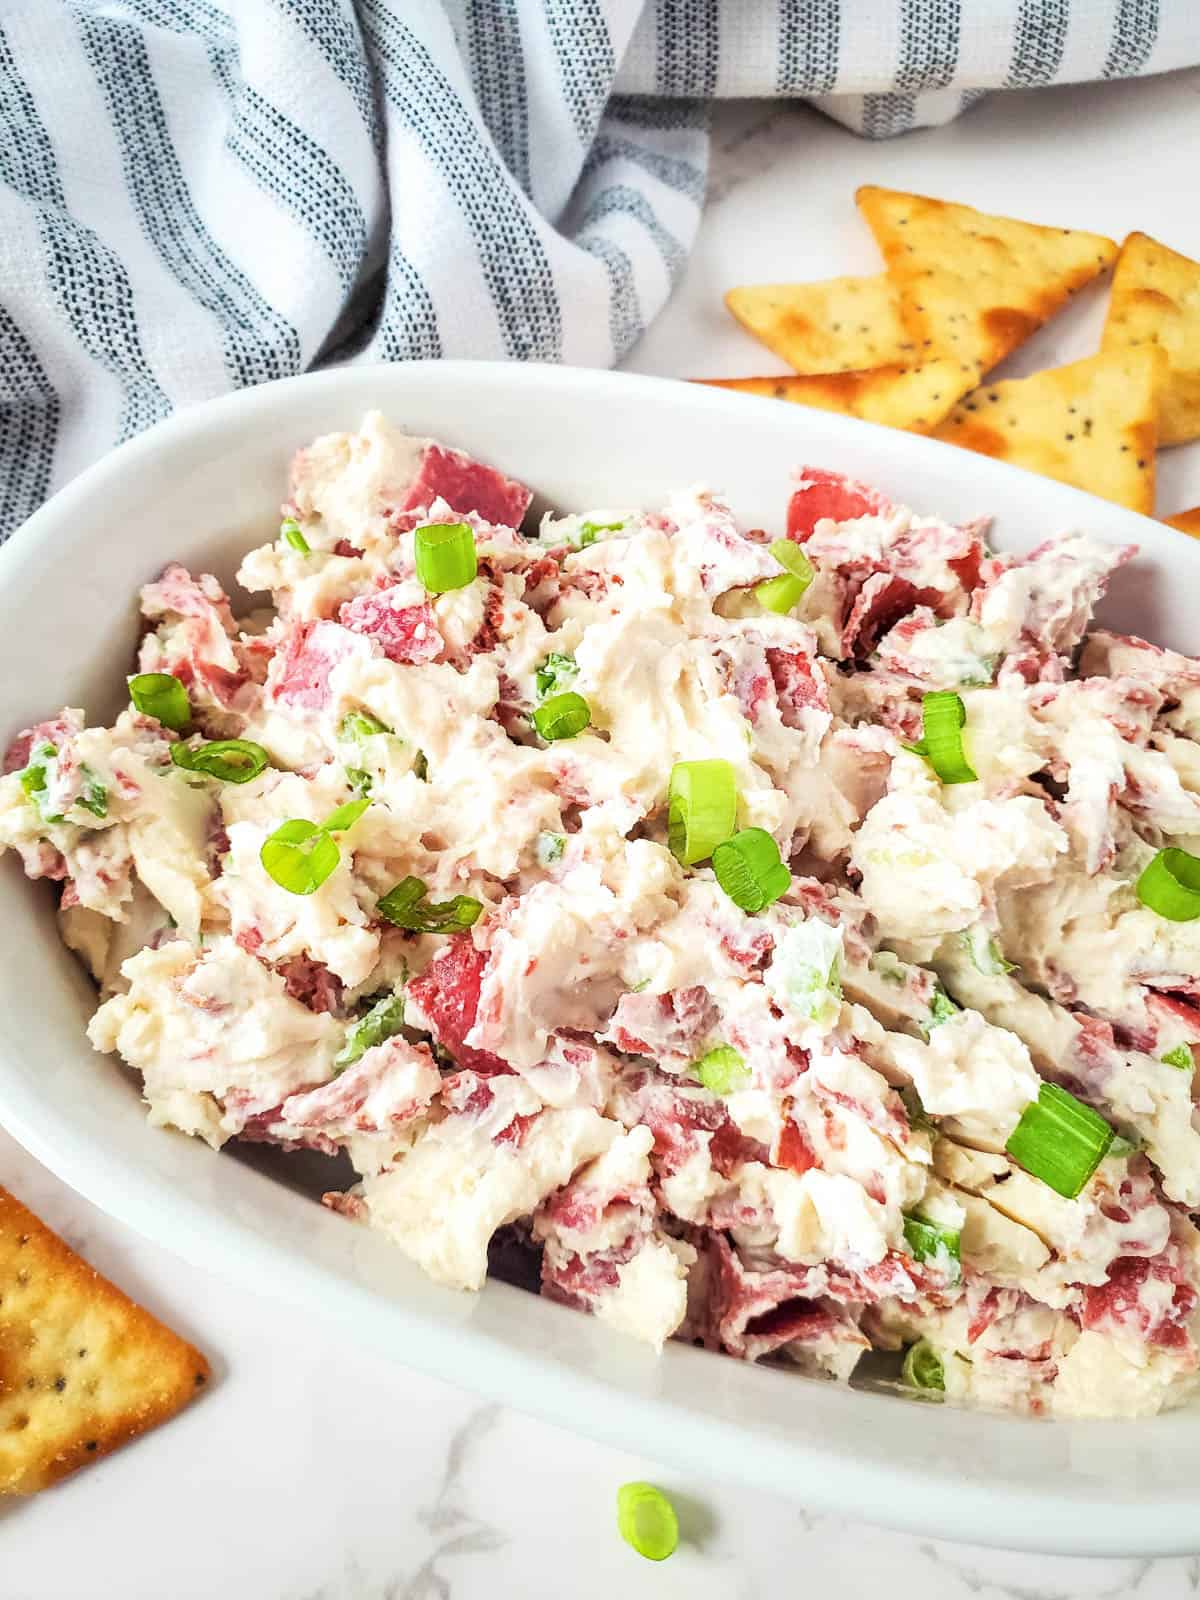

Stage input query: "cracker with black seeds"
[
  {"left": 1165, "top": 507, "right": 1200, "bottom": 539},
  {"left": 856, "top": 186, "right": 1118, "bottom": 378},
  {"left": 696, "top": 357, "right": 973, "bottom": 434},
  {"left": 1102, "top": 232, "right": 1200, "bottom": 447},
  {"left": 932, "top": 347, "right": 1163, "bottom": 515},
  {"left": 0, "top": 1186, "right": 209, "bottom": 1494},
  {"left": 724, "top": 274, "right": 913, "bottom": 374}
]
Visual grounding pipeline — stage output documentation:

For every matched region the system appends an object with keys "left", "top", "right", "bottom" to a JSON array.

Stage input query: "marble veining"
[{"left": 5, "top": 74, "right": 1200, "bottom": 1597}]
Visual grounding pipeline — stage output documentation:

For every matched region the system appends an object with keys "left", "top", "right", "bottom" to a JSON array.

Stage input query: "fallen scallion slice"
[
  {"left": 667, "top": 759, "right": 736, "bottom": 866},
  {"left": 692, "top": 1043, "right": 749, "bottom": 1095},
  {"left": 532, "top": 690, "right": 590, "bottom": 742},
  {"left": 1136, "top": 847, "right": 1200, "bottom": 922},
  {"left": 128, "top": 672, "right": 190, "bottom": 732},
  {"left": 712, "top": 827, "right": 790, "bottom": 913},
  {"left": 377, "top": 875, "right": 482, "bottom": 933},
  {"left": 171, "top": 738, "right": 271, "bottom": 784},
  {"left": 616, "top": 1482, "right": 678, "bottom": 1563},
  {"left": 906, "top": 690, "right": 977, "bottom": 785},
  {"left": 1005, "top": 1082, "right": 1114, "bottom": 1198},
  {"left": 414, "top": 521, "right": 476, "bottom": 593}
]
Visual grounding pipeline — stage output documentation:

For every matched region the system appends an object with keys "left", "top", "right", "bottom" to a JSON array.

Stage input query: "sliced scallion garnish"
[
  {"left": 901, "top": 1340, "right": 945, "bottom": 1393},
  {"left": 377, "top": 875, "right": 482, "bottom": 933},
  {"left": 1136, "top": 847, "right": 1200, "bottom": 922},
  {"left": 667, "top": 759, "right": 737, "bottom": 866},
  {"left": 323, "top": 796, "right": 371, "bottom": 833},
  {"left": 414, "top": 521, "right": 476, "bottom": 593},
  {"left": 534, "top": 651, "right": 579, "bottom": 701},
  {"left": 280, "top": 518, "right": 310, "bottom": 554},
  {"left": 711, "top": 827, "right": 790, "bottom": 913},
  {"left": 616, "top": 1482, "right": 678, "bottom": 1563},
  {"left": 335, "top": 990, "right": 406, "bottom": 1071},
  {"left": 906, "top": 691, "right": 977, "bottom": 785},
  {"left": 171, "top": 738, "right": 271, "bottom": 784},
  {"left": 692, "top": 1043, "right": 749, "bottom": 1095},
  {"left": 340, "top": 710, "right": 390, "bottom": 742},
  {"left": 77, "top": 766, "right": 108, "bottom": 818},
  {"left": 533, "top": 691, "right": 591, "bottom": 742},
  {"left": 128, "top": 672, "right": 190, "bottom": 731},
  {"left": 922, "top": 985, "right": 960, "bottom": 1035},
  {"left": 755, "top": 539, "right": 815, "bottom": 615},
  {"left": 902, "top": 1212, "right": 962, "bottom": 1283},
  {"left": 18, "top": 741, "right": 57, "bottom": 800},
  {"left": 1005, "top": 1082, "right": 1114, "bottom": 1198},
  {"left": 260, "top": 819, "right": 340, "bottom": 896},
  {"left": 1162, "top": 1043, "right": 1194, "bottom": 1071}
]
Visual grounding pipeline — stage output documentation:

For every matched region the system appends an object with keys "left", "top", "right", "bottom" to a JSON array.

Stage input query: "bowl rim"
[{"left": 3, "top": 359, "right": 1199, "bottom": 1558}]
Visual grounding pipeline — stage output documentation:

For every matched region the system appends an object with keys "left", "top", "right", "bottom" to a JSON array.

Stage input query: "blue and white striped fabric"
[{"left": 2, "top": 1, "right": 1198, "bottom": 536}]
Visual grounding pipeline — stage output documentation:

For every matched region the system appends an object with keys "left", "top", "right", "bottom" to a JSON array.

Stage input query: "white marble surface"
[{"left": 7, "top": 72, "right": 1200, "bottom": 1598}]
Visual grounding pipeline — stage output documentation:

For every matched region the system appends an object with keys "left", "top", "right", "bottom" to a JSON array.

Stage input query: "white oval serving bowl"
[{"left": 1, "top": 362, "right": 1197, "bottom": 1556}]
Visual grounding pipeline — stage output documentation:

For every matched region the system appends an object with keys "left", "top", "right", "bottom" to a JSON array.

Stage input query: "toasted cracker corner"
[{"left": 0, "top": 1185, "right": 210, "bottom": 1495}]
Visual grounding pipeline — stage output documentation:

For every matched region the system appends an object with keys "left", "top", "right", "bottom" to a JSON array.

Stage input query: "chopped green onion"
[
  {"left": 533, "top": 691, "right": 591, "bottom": 742},
  {"left": 340, "top": 710, "right": 390, "bottom": 741},
  {"left": 667, "top": 759, "right": 737, "bottom": 865},
  {"left": 260, "top": 819, "right": 340, "bottom": 896},
  {"left": 1136, "top": 847, "right": 1200, "bottom": 922},
  {"left": 712, "top": 827, "right": 790, "bottom": 913},
  {"left": 323, "top": 797, "right": 371, "bottom": 833},
  {"left": 901, "top": 1340, "right": 945, "bottom": 1393},
  {"left": 871, "top": 950, "right": 908, "bottom": 987},
  {"left": 128, "top": 672, "right": 190, "bottom": 731},
  {"left": 536, "top": 831, "right": 567, "bottom": 867},
  {"left": 906, "top": 691, "right": 977, "bottom": 785},
  {"left": 18, "top": 741, "right": 57, "bottom": 800},
  {"left": 346, "top": 767, "right": 373, "bottom": 796},
  {"left": 414, "top": 521, "right": 476, "bottom": 593},
  {"left": 755, "top": 539, "right": 815, "bottom": 614},
  {"left": 960, "top": 925, "right": 1015, "bottom": 976},
  {"left": 1005, "top": 1082, "right": 1114, "bottom": 1198},
  {"left": 335, "top": 991, "right": 406, "bottom": 1071},
  {"left": 76, "top": 766, "right": 108, "bottom": 819},
  {"left": 534, "top": 651, "right": 579, "bottom": 701},
  {"left": 616, "top": 1482, "right": 678, "bottom": 1563},
  {"left": 902, "top": 1213, "right": 962, "bottom": 1283},
  {"left": 377, "top": 875, "right": 482, "bottom": 933},
  {"left": 1108, "top": 1131, "right": 1144, "bottom": 1159},
  {"left": 1162, "top": 1043, "right": 1194, "bottom": 1071},
  {"left": 579, "top": 518, "right": 624, "bottom": 546},
  {"left": 280, "top": 518, "right": 310, "bottom": 554},
  {"left": 900, "top": 1085, "right": 936, "bottom": 1135},
  {"left": 692, "top": 1043, "right": 749, "bottom": 1095},
  {"left": 171, "top": 738, "right": 271, "bottom": 784},
  {"left": 923, "top": 985, "right": 960, "bottom": 1035}
]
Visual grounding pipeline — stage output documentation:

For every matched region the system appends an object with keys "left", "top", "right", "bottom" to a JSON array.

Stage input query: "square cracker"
[
  {"left": 724, "top": 274, "right": 913, "bottom": 375},
  {"left": 1102, "top": 232, "right": 1200, "bottom": 447},
  {"left": 1165, "top": 507, "right": 1200, "bottom": 539},
  {"left": 932, "top": 347, "right": 1163, "bottom": 515},
  {"left": 0, "top": 1186, "right": 209, "bottom": 1494},
  {"left": 856, "top": 186, "right": 1118, "bottom": 377},
  {"left": 696, "top": 356, "right": 974, "bottom": 434}
]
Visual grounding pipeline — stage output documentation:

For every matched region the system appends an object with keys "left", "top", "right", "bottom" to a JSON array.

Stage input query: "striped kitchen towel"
[{"left": 1, "top": 0, "right": 1198, "bottom": 535}]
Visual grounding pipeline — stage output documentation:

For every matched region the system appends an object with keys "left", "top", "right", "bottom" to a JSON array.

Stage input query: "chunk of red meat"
[
  {"left": 604, "top": 986, "right": 718, "bottom": 1065},
  {"left": 765, "top": 646, "right": 829, "bottom": 728},
  {"left": 3, "top": 711, "right": 83, "bottom": 774},
  {"left": 622, "top": 1072, "right": 766, "bottom": 1178},
  {"left": 278, "top": 1038, "right": 438, "bottom": 1139},
  {"left": 269, "top": 620, "right": 361, "bottom": 712},
  {"left": 841, "top": 572, "right": 920, "bottom": 657},
  {"left": 704, "top": 1234, "right": 868, "bottom": 1363},
  {"left": 338, "top": 589, "right": 442, "bottom": 664},
  {"left": 276, "top": 955, "right": 344, "bottom": 1015},
  {"left": 787, "top": 468, "right": 893, "bottom": 541},
  {"left": 772, "top": 1117, "right": 818, "bottom": 1176},
  {"left": 1081, "top": 1247, "right": 1199, "bottom": 1354},
  {"left": 542, "top": 1237, "right": 641, "bottom": 1311},
  {"left": 966, "top": 1283, "right": 1020, "bottom": 1344},
  {"left": 407, "top": 936, "right": 510, "bottom": 1074},
  {"left": 395, "top": 444, "right": 532, "bottom": 530},
  {"left": 141, "top": 563, "right": 237, "bottom": 632}
]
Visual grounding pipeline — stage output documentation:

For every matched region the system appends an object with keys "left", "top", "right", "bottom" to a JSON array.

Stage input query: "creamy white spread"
[{"left": 7, "top": 421, "right": 1200, "bottom": 1421}]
